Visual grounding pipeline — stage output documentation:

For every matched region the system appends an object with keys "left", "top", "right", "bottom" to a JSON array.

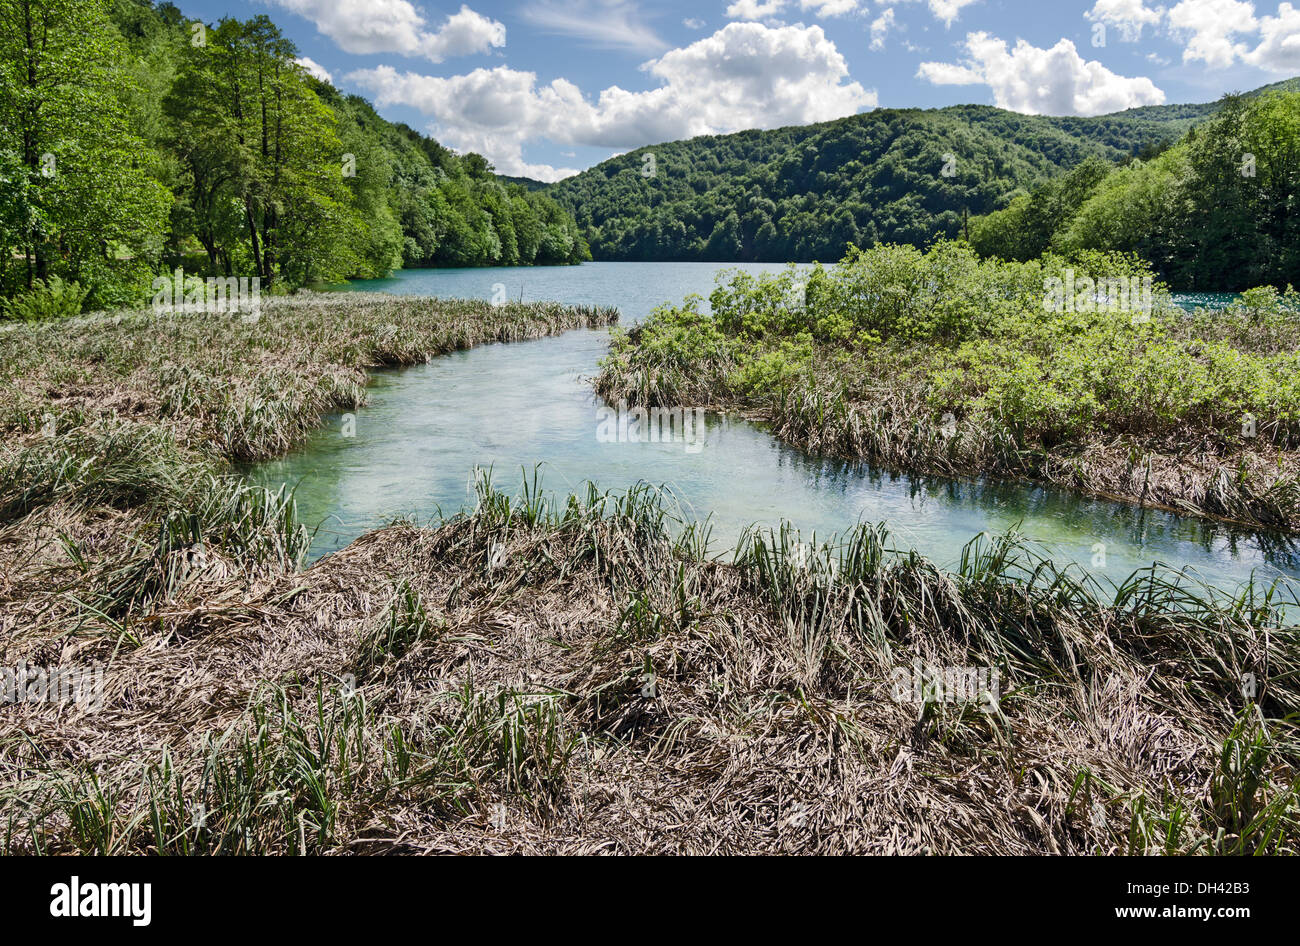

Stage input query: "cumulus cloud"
[
  {"left": 1081, "top": 0, "right": 1300, "bottom": 71},
  {"left": 918, "top": 31, "right": 1166, "bottom": 115},
  {"left": 347, "top": 22, "right": 876, "bottom": 181},
  {"left": 294, "top": 56, "right": 332, "bottom": 83},
  {"left": 1245, "top": 2, "right": 1300, "bottom": 70},
  {"left": 1167, "top": 0, "right": 1258, "bottom": 66},
  {"left": 1086, "top": 0, "right": 1165, "bottom": 40},
  {"left": 265, "top": 1, "right": 504, "bottom": 62}
]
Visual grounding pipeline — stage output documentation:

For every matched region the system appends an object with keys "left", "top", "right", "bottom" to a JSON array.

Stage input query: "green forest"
[
  {"left": 0, "top": 0, "right": 589, "bottom": 316},
  {"left": 544, "top": 79, "right": 1300, "bottom": 287},
  {"left": 6, "top": 0, "right": 1298, "bottom": 313},
  {"left": 970, "top": 91, "right": 1300, "bottom": 291},
  {"left": 543, "top": 98, "right": 1211, "bottom": 262}
]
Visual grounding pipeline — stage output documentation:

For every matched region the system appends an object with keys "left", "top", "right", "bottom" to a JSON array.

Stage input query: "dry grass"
[
  {"left": 597, "top": 328, "right": 1300, "bottom": 534},
  {"left": 0, "top": 292, "right": 618, "bottom": 461},
  {"left": 1, "top": 294, "right": 1296, "bottom": 855},
  {"left": 2, "top": 470, "right": 1298, "bottom": 854}
]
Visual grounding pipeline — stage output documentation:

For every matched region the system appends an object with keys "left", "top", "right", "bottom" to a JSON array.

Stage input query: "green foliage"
[
  {"left": 975, "top": 91, "right": 1300, "bottom": 291},
  {"left": 0, "top": 0, "right": 589, "bottom": 312},
  {"left": 728, "top": 334, "right": 814, "bottom": 397},
  {"left": 968, "top": 156, "right": 1113, "bottom": 261},
  {"left": 0, "top": 0, "right": 172, "bottom": 309},
  {"left": 603, "top": 240, "right": 1300, "bottom": 453},
  {"left": 547, "top": 101, "right": 1213, "bottom": 263},
  {"left": 0, "top": 275, "right": 89, "bottom": 322},
  {"left": 709, "top": 242, "right": 1050, "bottom": 346}
]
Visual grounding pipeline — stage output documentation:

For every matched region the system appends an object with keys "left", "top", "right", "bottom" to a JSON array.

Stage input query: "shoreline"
[
  {"left": 710, "top": 398, "right": 1300, "bottom": 537},
  {"left": 594, "top": 249, "right": 1300, "bottom": 539}
]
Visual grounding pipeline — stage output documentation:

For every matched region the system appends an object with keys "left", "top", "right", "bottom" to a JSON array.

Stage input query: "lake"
[{"left": 246, "top": 262, "right": 1295, "bottom": 590}]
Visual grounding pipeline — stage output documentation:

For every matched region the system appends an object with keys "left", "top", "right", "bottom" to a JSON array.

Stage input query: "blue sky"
[{"left": 173, "top": 0, "right": 1300, "bottom": 179}]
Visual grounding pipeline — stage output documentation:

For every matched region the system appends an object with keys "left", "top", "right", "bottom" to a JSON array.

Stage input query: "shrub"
[{"left": 1, "top": 276, "right": 90, "bottom": 322}]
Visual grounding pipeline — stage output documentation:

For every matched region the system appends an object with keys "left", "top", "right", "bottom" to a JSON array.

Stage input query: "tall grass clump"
[{"left": 2, "top": 474, "right": 1298, "bottom": 854}]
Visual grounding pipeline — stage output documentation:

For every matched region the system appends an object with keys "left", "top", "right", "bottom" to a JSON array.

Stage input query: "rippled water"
[{"left": 246, "top": 263, "right": 1297, "bottom": 590}]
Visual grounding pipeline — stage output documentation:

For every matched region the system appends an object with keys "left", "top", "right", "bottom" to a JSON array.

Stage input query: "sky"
[{"left": 173, "top": 0, "right": 1300, "bottom": 181}]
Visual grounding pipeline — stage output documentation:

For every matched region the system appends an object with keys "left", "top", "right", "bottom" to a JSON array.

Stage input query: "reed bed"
[
  {"left": 594, "top": 252, "right": 1300, "bottom": 533},
  {"left": 1, "top": 292, "right": 1296, "bottom": 854},
  {"left": 0, "top": 292, "right": 618, "bottom": 461},
  {"left": 0, "top": 470, "right": 1297, "bottom": 854}
]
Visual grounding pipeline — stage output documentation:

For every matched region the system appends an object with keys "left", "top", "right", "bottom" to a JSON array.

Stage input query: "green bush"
[
  {"left": 0, "top": 277, "right": 90, "bottom": 322},
  {"left": 605, "top": 239, "right": 1300, "bottom": 450}
]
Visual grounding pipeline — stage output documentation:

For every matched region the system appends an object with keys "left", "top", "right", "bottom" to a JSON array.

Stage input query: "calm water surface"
[{"left": 247, "top": 263, "right": 1297, "bottom": 589}]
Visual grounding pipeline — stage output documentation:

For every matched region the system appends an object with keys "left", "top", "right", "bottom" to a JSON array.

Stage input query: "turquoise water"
[
  {"left": 1171, "top": 291, "right": 1239, "bottom": 311},
  {"left": 247, "top": 263, "right": 1297, "bottom": 590}
]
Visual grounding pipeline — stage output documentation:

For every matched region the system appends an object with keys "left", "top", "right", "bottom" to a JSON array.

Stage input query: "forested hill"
[
  {"left": 103, "top": 0, "right": 590, "bottom": 281},
  {"left": 543, "top": 79, "right": 1300, "bottom": 264},
  {"left": 1, "top": 0, "right": 587, "bottom": 315},
  {"left": 969, "top": 85, "right": 1300, "bottom": 291}
]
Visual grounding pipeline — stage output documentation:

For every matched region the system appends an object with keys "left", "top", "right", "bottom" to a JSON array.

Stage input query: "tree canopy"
[
  {"left": 0, "top": 0, "right": 589, "bottom": 313},
  {"left": 542, "top": 99, "right": 1216, "bottom": 264},
  {"left": 972, "top": 90, "right": 1300, "bottom": 291}
]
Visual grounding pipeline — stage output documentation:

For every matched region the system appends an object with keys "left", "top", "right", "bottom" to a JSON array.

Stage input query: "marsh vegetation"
[
  {"left": 1, "top": 293, "right": 1297, "bottom": 854},
  {"left": 597, "top": 242, "right": 1300, "bottom": 531}
]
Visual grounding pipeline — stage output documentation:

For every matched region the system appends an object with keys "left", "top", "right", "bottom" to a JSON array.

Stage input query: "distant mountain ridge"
[{"left": 539, "top": 77, "right": 1300, "bottom": 264}]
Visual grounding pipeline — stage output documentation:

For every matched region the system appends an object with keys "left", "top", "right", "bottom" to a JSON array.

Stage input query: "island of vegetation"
[{"left": 598, "top": 240, "right": 1300, "bottom": 532}]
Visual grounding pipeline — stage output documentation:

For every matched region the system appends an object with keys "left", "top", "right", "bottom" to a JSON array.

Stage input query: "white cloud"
[
  {"left": 294, "top": 56, "right": 332, "bottom": 83},
  {"left": 265, "top": 1, "right": 504, "bottom": 62},
  {"left": 347, "top": 23, "right": 876, "bottom": 181},
  {"left": 1079, "top": 0, "right": 1300, "bottom": 70},
  {"left": 870, "top": 8, "right": 896, "bottom": 49},
  {"left": 523, "top": 0, "right": 666, "bottom": 52},
  {"left": 801, "top": 0, "right": 860, "bottom": 15},
  {"left": 918, "top": 31, "right": 1166, "bottom": 115},
  {"left": 882, "top": 0, "right": 980, "bottom": 27},
  {"left": 1167, "top": 0, "right": 1258, "bottom": 66},
  {"left": 683, "top": 17, "right": 706, "bottom": 29},
  {"left": 917, "top": 60, "right": 983, "bottom": 83},
  {"left": 929, "top": 0, "right": 980, "bottom": 26},
  {"left": 1086, "top": 0, "right": 1165, "bottom": 41},
  {"left": 726, "top": 0, "right": 787, "bottom": 18},
  {"left": 1245, "top": 2, "right": 1300, "bottom": 70}
]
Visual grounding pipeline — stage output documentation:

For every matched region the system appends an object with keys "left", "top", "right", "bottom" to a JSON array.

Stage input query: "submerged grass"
[{"left": 1, "top": 290, "right": 1297, "bottom": 853}]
